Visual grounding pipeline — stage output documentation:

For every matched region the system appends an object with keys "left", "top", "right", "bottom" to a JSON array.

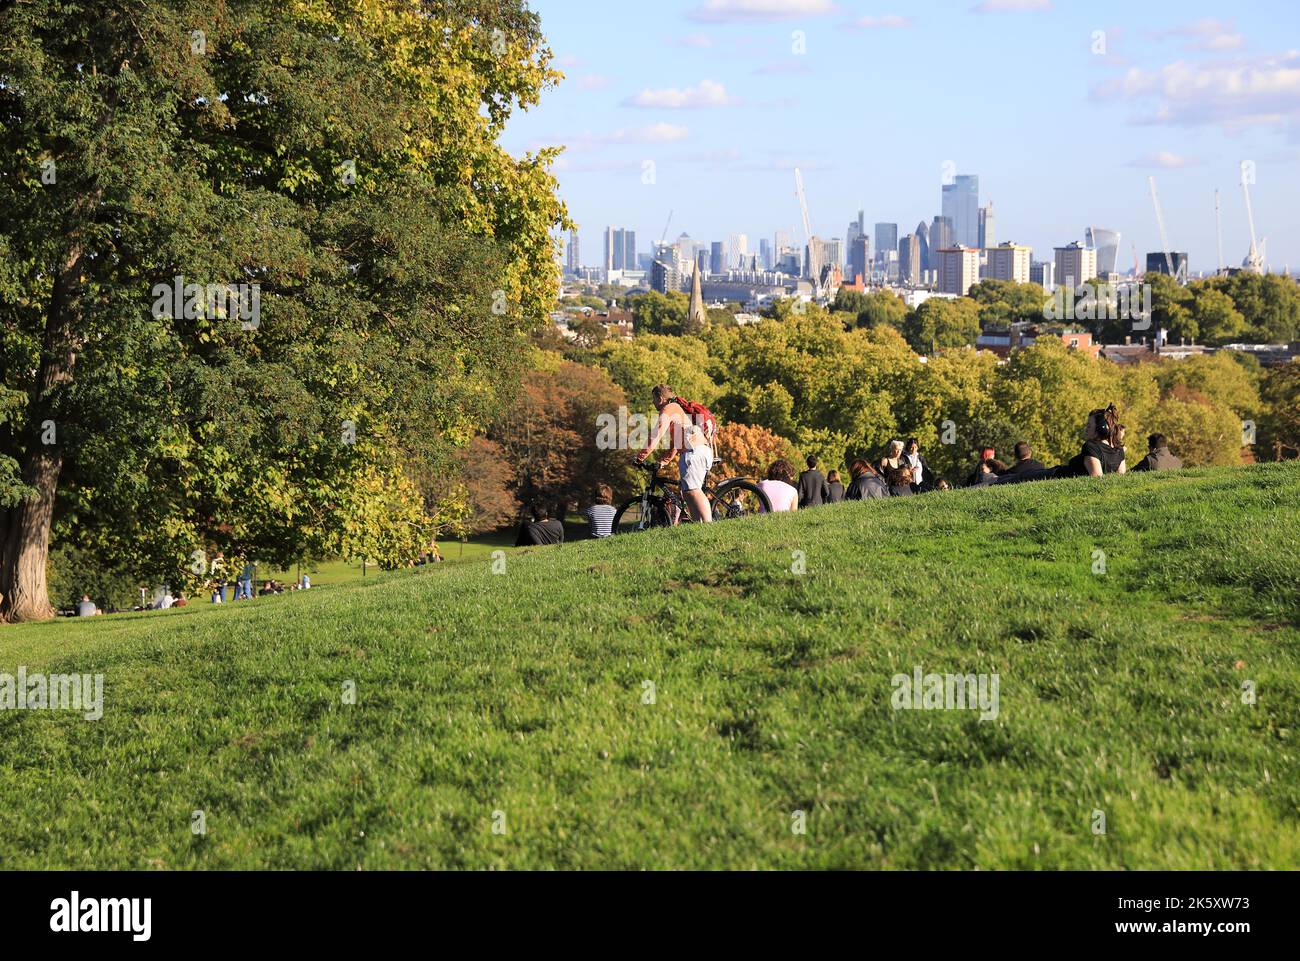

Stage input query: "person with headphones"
[{"left": 1064, "top": 404, "right": 1127, "bottom": 478}]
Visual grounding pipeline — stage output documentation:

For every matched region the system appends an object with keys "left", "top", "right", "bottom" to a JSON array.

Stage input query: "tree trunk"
[{"left": 0, "top": 240, "right": 83, "bottom": 624}]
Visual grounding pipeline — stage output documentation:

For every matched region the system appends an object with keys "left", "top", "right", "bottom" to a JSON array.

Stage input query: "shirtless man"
[{"left": 635, "top": 385, "right": 714, "bottom": 524}]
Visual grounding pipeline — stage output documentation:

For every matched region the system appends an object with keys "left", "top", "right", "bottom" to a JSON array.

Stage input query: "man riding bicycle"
[{"left": 635, "top": 384, "right": 714, "bottom": 525}]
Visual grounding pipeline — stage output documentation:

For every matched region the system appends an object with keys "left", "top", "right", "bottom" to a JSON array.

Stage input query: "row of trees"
[
  {"left": 517, "top": 306, "right": 1294, "bottom": 511},
  {"left": 1, "top": 1, "right": 569, "bottom": 620}
]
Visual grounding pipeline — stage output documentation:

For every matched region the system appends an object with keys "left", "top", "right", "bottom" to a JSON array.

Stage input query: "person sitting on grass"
[
  {"left": 965, "top": 447, "right": 996, "bottom": 488},
  {"left": 758, "top": 459, "right": 799, "bottom": 513},
  {"left": 515, "top": 501, "right": 566, "bottom": 547},
  {"left": 935, "top": 479, "right": 952, "bottom": 491},
  {"left": 826, "top": 470, "right": 846, "bottom": 504},
  {"left": 846, "top": 459, "right": 888, "bottom": 500},
  {"left": 1003, "top": 442, "right": 1046, "bottom": 477},
  {"left": 887, "top": 466, "right": 916, "bottom": 497},
  {"left": 976, "top": 459, "right": 1009, "bottom": 486},
  {"left": 901, "top": 438, "right": 931, "bottom": 492},
  {"left": 879, "top": 440, "right": 905, "bottom": 478},
  {"left": 1063, "top": 404, "right": 1127, "bottom": 477},
  {"left": 585, "top": 484, "right": 617, "bottom": 539},
  {"left": 1133, "top": 433, "right": 1183, "bottom": 472},
  {"left": 798, "top": 455, "right": 830, "bottom": 508}
]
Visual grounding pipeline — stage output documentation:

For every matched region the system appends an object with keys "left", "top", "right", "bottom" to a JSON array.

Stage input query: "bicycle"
[{"left": 612, "top": 460, "right": 771, "bottom": 533}]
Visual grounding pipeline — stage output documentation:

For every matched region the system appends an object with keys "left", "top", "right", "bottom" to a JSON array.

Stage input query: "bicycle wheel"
[
  {"left": 710, "top": 480, "right": 771, "bottom": 521},
  {"left": 613, "top": 496, "right": 666, "bottom": 534}
]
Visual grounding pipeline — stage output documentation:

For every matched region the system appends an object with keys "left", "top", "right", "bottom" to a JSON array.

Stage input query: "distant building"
[
  {"left": 1086, "top": 228, "right": 1121, "bottom": 277},
  {"left": 898, "top": 232, "right": 922, "bottom": 286},
  {"left": 728, "top": 233, "right": 749, "bottom": 269},
  {"left": 1146, "top": 251, "right": 1189, "bottom": 280},
  {"left": 1030, "top": 260, "right": 1055, "bottom": 291},
  {"left": 930, "top": 216, "right": 953, "bottom": 258},
  {"left": 978, "top": 324, "right": 1101, "bottom": 360},
  {"left": 650, "top": 256, "right": 680, "bottom": 294},
  {"left": 710, "top": 241, "right": 726, "bottom": 275},
  {"left": 849, "top": 235, "right": 870, "bottom": 286},
  {"left": 916, "top": 221, "right": 931, "bottom": 273},
  {"left": 566, "top": 230, "right": 581, "bottom": 273},
  {"left": 1055, "top": 242, "right": 1098, "bottom": 292},
  {"left": 758, "top": 238, "right": 772, "bottom": 271},
  {"left": 985, "top": 242, "right": 1032, "bottom": 284},
  {"left": 874, "top": 223, "right": 898, "bottom": 272},
  {"left": 942, "top": 175, "right": 980, "bottom": 248},
  {"left": 978, "top": 202, "right": 996, "bottom": 251},
  {"left": 938, "top": 246, "right": 980, "bottom": 296},
  {"left": 604, "top": 227, "right": 637, "bottom": 271}
]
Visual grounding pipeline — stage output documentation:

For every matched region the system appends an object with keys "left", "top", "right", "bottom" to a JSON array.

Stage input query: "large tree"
[{"left": 0, "top": 1, "right": 568, "bottom": 621}]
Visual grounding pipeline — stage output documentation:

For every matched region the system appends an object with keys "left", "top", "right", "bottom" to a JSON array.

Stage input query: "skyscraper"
[
  {"left": 930, "top": 216, "right": 953, "bottom": 260},
  {"left": 942, "top": 175, "right": 980, "bottom": 248},
  {"left": 728, "top": 234, "right": 749, "bottom": 268},
  {"left": 710, "top": 241, "right": 726, "bottom": 275},
  {"left": 1085, "top": 227, "right": 1122, "bottom": 277},
  {"left": 874, "top": 223, "right": 898, "bottom": 271},
  {"left": 849, "top": 235, "right": 870, "bottom": 285},
  {"left": 916, "top": 221, "right": 931, "bottom": 273},
  {"left": 1030, "top": 261, "right": 1055, "bottom": 291},
  {"left": 978, "top": 202, "right": 996, "bottom": 251},
  {"left": 758, "top": 238, "right": 772, "bottom": 271},
  {"left": 566, "top": 229, "right": 580, "bottom": 273},
  {"left": 604, "top": 227, "right": 637, "bottom": 271},
  {"left": 898, "top": 233, "right": 922, "bottom": 286}
]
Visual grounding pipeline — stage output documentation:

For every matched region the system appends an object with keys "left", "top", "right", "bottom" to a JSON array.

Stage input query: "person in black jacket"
[
  {"left": 826, "top": 470, "right": 846, "bottom": 503},
  {"left": 797, "top": 455, "right": 830, "bottom": 508},
  {"left": 1002, "top": 442, "right": 1046, "bottom": 477},
  {"left": 846, "top": 459, "right": 888, "bottom": 500}
]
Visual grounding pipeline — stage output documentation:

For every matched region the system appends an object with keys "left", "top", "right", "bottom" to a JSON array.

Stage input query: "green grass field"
[{"left": 2, "top": 464, "right": 1298, "bottom": 870}]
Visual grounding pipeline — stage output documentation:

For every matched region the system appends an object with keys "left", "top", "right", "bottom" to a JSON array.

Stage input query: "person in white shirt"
[
  {"left": 77, "top": 595, "right": 97, "bottom": 617},
  {"left": 757, "top": 459, "right": 800, "bottom": 513},
  {"left": 902, "top": 438, "right": 932, "bottom": 492}
]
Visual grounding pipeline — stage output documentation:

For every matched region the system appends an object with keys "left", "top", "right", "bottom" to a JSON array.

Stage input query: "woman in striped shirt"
[{"left": 585, "top": 485, "right": 617, "bottom": 539}]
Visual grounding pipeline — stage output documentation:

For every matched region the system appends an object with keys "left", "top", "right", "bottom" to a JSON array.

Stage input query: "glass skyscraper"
[{"left": 941, "top": 175, "right": 980, "bottom": 248}]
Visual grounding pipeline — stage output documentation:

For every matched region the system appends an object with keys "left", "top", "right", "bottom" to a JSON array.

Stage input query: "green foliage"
[
  {"left": 0, "top": 0, "right": 568, "bottom": 607},
  {"left": 901, "top": 298, "right": 981, "bottom": 355},
  {"left": 626, "top": 290, "right": 689, "bottom": 335}
]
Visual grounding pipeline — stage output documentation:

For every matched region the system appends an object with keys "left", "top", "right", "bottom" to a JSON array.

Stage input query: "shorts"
[{"left": 679, "top": 445, "right": 714, "bottom": 493}]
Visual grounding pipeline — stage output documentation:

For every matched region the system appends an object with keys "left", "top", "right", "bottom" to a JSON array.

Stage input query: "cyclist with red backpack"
[{"left": 635, "top": 384, "right": 717, "bottom": 524}]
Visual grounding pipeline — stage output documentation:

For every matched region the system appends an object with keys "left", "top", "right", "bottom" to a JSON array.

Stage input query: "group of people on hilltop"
[{"left": 513, "top": 384, "right": 1189, "bottom": 545}]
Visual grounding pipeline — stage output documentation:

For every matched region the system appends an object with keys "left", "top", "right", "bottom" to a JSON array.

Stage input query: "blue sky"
[{"left": 501, "top": 0, "right": 1300, "bottom": 273}]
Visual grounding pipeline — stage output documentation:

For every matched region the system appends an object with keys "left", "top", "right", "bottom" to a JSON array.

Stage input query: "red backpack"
[{"left": 675, "top": 397, "right": 718, "bottom": 446}]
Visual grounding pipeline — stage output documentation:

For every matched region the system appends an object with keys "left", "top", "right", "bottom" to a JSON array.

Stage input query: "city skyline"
[{"left": 504, "top": 0, "right": 1300, "bottom": 274}]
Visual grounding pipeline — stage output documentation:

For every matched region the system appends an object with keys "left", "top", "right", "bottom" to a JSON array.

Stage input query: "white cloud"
[
  {"left": 1154, "top": 19, "right": 1245, "bottom": 52},
  {"left": 1093, "top": 52, "right": 1300, "bottom": 134},
  {"left": 624, "top": 79, "right": 740, "bottom": 109},
  {"left": 851, "top": 14, "right": 913, "bottom": 29},
  {"left": 583, "top": 124, "right": 692, "bottom": 145},
  {"left": 972, "top": 0, "right": 1052, "bottom": 12},
  {"left": 687, "top": 0, "right": 838, "bottom": 24},
  {"left": 1126, "top": 151, "right": 1198, "bottom": 169}
]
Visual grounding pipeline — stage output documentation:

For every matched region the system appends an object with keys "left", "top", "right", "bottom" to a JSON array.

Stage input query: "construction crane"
[
  {"left": 1215, "top": 190, "right": 1225, "bottom": 276},
  {"left": 1147, "top": 176, "right": 1178, "bottom": 282},
  {"left": 1132, "top": 245, "right": 1141, "bottom": 279},
  {"left": 1241, "top": 166, "right": 1265, "bottom": 275},
  {"left": 659, "top": 210, "right": 673, "bottom": 246},
  {"left": 794, "top": 168, "right": 821, "bottom": 301}
]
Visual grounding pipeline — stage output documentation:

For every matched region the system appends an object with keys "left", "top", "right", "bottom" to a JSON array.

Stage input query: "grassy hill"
[{"left": 2, "top": 464, "right": 1298, "bottom": 870}]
